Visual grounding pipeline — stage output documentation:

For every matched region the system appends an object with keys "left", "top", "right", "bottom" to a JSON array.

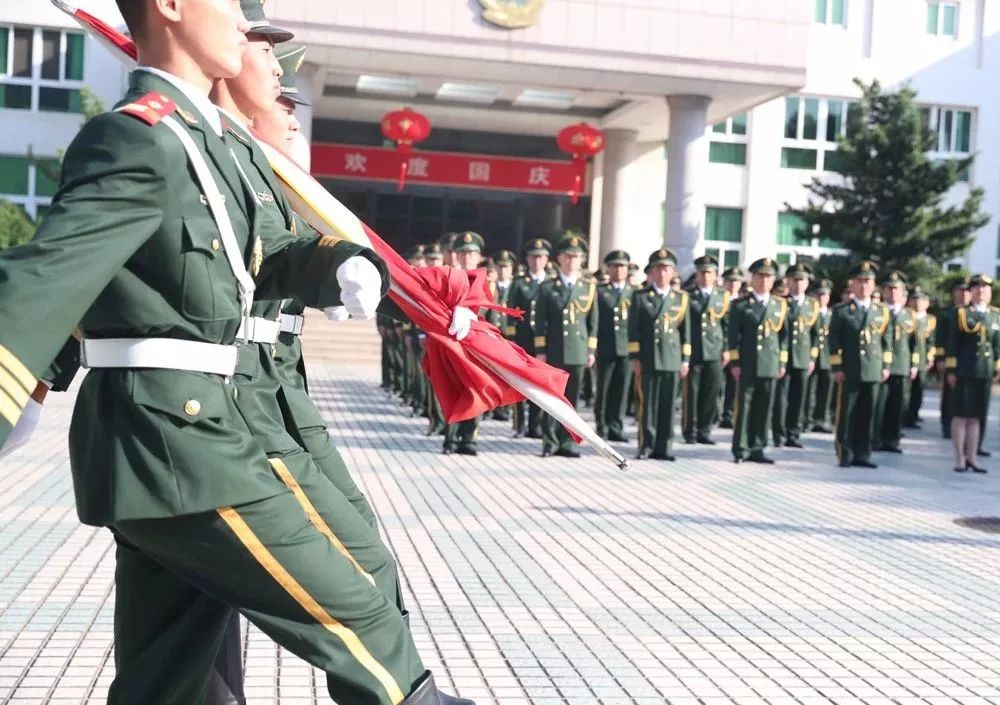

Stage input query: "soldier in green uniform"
[
  {"left": 830, "top": 261, "right": 892, "bottom": 469},
  {"left": 944, "top": 274, "right": 1000, "bottom": 473},
  {"left": 807, "top": 279, "right": 834, "bottom": 433},
  {"left": 904, "top": 288, "right": 936, "bottom": 429},
  {"left": 594, "top": 250, "right": 633, "bottom": 441},
  {"left": 728, "top": 259, "right": 788, "bottom": 464},
  {"left": 771, "top": 263, "right": 818, "bottom": 448},
  {"left": 420, "top": 244, "right": 447, "bottom": 435},
  {"left": 629, "top": 249, "right": 691, "bottom": 460},
  {"left": 0, "top": 0, "right": 466, "bottom": 703},
  {"left": 507, "top": 238, "right": 551, "bottom": 438},
  {"left": 534, "top": 235, "right": 598, "bottom": 457},
  {"left": 718, "top": 266, "right": 746, "bottom": 429},
  {"left": 400, "top": 245, "right": 427, "bottom": 413},
  {"left": 486, "top": 250, "right": 516, "bottom": 421},
  {"left": 874, "top": 271, "right": 918, "bottom": 453},
  {"left": 935, "top": 279, "right": 970, "bottom": 439},
  {"left": 682, "top": 255, "right": 729, "bottom": 445}
]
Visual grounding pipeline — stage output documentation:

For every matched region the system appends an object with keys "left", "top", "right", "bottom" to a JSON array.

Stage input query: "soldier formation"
[{"left": 383, "top": 242, "right": 1000, "bottom": 473}]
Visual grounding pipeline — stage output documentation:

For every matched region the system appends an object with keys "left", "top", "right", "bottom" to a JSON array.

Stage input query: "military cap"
[
  {"left": 454, "top": 231, "right": 485, "bottom": 253},
  {"left": 439, "top": 232, "right": 460, "bottom": 251},
  {"left": 646, "top": 248, "right": 678, "bottom": 269},
  {"left": 493, "top": 249, "right": 516, "bottom": 266},
  {"left": 847, "top": 260, "right": 879, "bottom": 280},
  {"left": 276, "top": 45, "right": 309, "bottom": 106},
  {"left": 748, "top": 258, "right": 778, "bottom": 276},
  {"left": 951, "top": 277, "right": 971, "bottom": 291},
  {"left": 723, "top": 266, "right": 745, "bottom": 282},
  {"left": 424, "top": 243, "right": 444, "bottom": 259},
  {"left": 241, "top": 0, "right": 294, "bottom": 43},
  {"left": 523, "top": 238, "right": 552, "bottom": 256},
  {"left": 544, "top": 262, "right": 557, "bottom": 275},
  {"left": 603, "top": 249, "right": 630, "bottom": 266},
  {"left": 482, "top": 257, "right": 497, "bottom": 271},
  {"left": 554, "top": 233, "right": 588, "bottom": 256},
  {"left": 694, "top": 254, "right": 719, "bottom": 272},
  {"left": 969, "top": 273, "right": 994, "bottom": 288},
  {"left": 812, "top": 278, "right": 833, "bottom": 294},
  {"left": 593, "top": 270, "right": 610, "bottom": 285},
  {"left": 628, "top": 262, "right": 640, "bottom": 274},
  {"left": 771, "top": 280, "right": 789, "bottom": 296},
  {"left": 880, "top": 269, "right": 907, "bottom": 288},
  {"left": 785, "top": 262, "right": 813, "bottom": 280},
  {"left": 515, "top": 264, "right": 527, "bottom": 277},
  {"left": 907, "top": 286, "right": 929, "bottom": 301},
  {"left": 405, "top": 244, "right": 426, "bottom": 260}
]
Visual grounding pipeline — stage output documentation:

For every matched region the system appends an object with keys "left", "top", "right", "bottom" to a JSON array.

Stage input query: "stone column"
[
  {"left": 664, "top": 95, "right": 711, "bottom": 274},
  {"left": 598, "top": 128, "right": 639, "bottom": 259}
]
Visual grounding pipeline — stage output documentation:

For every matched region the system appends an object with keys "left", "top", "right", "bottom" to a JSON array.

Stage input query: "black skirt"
[{"left": 951, "top": 377, "right": 992, "bottom": 418}]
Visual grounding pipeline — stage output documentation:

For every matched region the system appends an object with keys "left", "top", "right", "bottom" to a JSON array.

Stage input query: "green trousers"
[
  {"left": 876, "top": 374, "right": 909, "bottom": 447},
  {"left": 410, "top": 347, "right": 426, "bottom": 416},
  {"left": 941, "top": 373, "right": 953, "bottom": 438},
  {"left": 905, "top": 371, "right": 925, "bottom": 426},
  {"left": 443, "top": 417, "right": 479, "bottom": 452},
  {"left": 732, "top": 376, "right": 776, "bottom": 460},
  {"left": 595, "top": 356, "right": 629, "bottom": 437},
  {"left": 809, "top": 368, "right": 832, "bottom": 426},
  {"left": 426, "top": 386, "right": 445, "bottom": 435},
  {"left": 111, "top": 453, "right": 425, "bottom": 705},
  {"left": 774, "top": 367, "right": 810, "bottom": 443},
  {"left": 682, "top": 360, "right": 722, "bottom": 441},
  {"left": 512, "top": 400, "right": 542, "bottom": 436},
  {"left": 834, "top": 380, "right": 877, "bottom": 464},
  {"left": 542, "top": 363, "right": 584, "bottom": 453},
  {"left": 720, "top": 364, "right": 737, "bottom": 425},
  {"left": 635, "top": 367, "right": 679, "bottom": 455}
]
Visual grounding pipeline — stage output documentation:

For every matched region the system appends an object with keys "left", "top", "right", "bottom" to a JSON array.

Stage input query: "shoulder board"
[
  {"left": 832, "top": 301, "right": 848, "bottom": 311},
  {"left": 992, "top": 306, "right": 1000, "bottom": 313},
  {"left": 118, "top": 92, "right": 177, "bottom": 126}
]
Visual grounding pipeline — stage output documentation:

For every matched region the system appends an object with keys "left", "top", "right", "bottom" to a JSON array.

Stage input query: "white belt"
[
  {"left": 280, "top": 314, "right": 305, "bottom": 336},
  {"left": 236, "top": 317, "right": 282, "bottom": 344},
  {"left": 81, "top": 338, "right": 239, "bottom": 376}
]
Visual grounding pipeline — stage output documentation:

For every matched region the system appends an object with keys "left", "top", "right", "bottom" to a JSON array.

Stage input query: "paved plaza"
[{"left": 1, "top": 363, "right": 1000, "bottom": 705}]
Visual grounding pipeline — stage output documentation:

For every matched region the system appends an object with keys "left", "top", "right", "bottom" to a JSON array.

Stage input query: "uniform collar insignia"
[
  {"left": 176, "top": 107, "right": 199, "bottom": 125},
  {"left": 257, "top": 191, "right": 275, "bottom": 204}
]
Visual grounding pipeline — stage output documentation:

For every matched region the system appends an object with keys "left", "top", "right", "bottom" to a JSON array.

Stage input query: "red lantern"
[
  {"left": 381, "top": 107, "right": 432, "bottom": 191},
  {"left": 556, "top": 122, "right": 605, "bottom": 204}
]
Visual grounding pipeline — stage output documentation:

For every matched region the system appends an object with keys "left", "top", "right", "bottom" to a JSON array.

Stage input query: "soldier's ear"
[{"left": 152, "top": 0, "right": 182, "bottom": 24}]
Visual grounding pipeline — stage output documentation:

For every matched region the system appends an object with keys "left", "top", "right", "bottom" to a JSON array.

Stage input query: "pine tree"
[{"left": 788, "top": 79, "right": 989, "bottom": 277}]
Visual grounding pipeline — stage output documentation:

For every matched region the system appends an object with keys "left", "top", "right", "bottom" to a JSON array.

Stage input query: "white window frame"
[
  {"left": 782, "top": 96, "right": 856, "bottom": 172},
  {"left": 815, "top": 0, "right": 847, "bottom": 26},
  {"left": 927, "top": 1, "right": 959, "bottom": 38},
  {"left": 923, "top": 105, "right": 975, "bottom": 183},
  {"left": 775, "top": 218, "right": 849, "bottom": 264},
  {"left": 703, "top": 243, "right": 743, "bottom": 271},
  {"left": 0, "top": 154, "right": 56, "bottom": 220},
  {"left": 0, "top": 25, "right": 85, "bottom": 112}
]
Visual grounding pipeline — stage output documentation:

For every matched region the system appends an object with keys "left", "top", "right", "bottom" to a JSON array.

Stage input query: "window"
[
  {"left": 782, "top": 96, "right": 856, "bottom": 171},
  {"left": 704, "top": 207, "right": 743, "bottom": 269},
  {"left": 708, "top": 113, "right": 748, "bottom": 165},
  {"left": 776, "top": 212, "right": 846, "bottom": 262},
  {"left": 927, "top": 1, "right": 958, "bottom": 37},
  {"left": 923, "top": 105, "right": 974, "bottom": 182},
  {"left": 0, "top": 153, "right": 59, "bottom": 219},
  {"left": 815, "top": 0, "right": 846, "bottom": 25},
  {"left": 0, "top": 26, "right": 85, "bottom": 112}
]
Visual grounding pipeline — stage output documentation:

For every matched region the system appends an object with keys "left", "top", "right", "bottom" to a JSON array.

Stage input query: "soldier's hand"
[
  {"left": 336, "top": 257, "right": 382, "bottom": 320},
  {"left": 630, "top": 359, "right": 641, "bottom": 376},
  {"left": 909, "top": 367, "right": 918, "bottom": 380},
  {"left": 730, "top": 365, "right": 741, "bottom": 380},
  {"left": 680, "top": 362, "right": 690, "bottom": 379},
  {"left": 721, "top": 351, "right": 730, "bottom": 366},
  {"left": 808, "top": 361, "right": 816, "bottom": 375},
  {"left": 880, "top": 369, "right": 890, "bottom": 383},
  {"left": 935, "top": 360, "right": 945, "bottom": 375},
  {"left": 834, "top": 371, "right": 846, "bottom": 384},
  {"left": 947, "top": 373, "right": 958, "bottom": 388},
  {"left": 779, "top": 367, "right": 787, "bottom": 379},
  {"left": 537, "top": 353, "right": 547, "bottom": 363},
  {"left": 586, "top": 354, "right": 596, "bottom": 369},
  {"left": 448, "top": 306, "right": 477, "bottom": 341},
  {"left": 325, "top": 306, "right": 350, "bottom": 322}
]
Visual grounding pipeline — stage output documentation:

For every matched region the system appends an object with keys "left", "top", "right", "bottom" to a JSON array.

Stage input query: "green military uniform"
[
  {"left": 719, "top": 266, "right": 746, "bottom": 428},
  {"left": 400, "top": 245, "right": 426, "bottom": 416},
  {"left": 874, "top": 271, "right": 917, "bottom": 453},
  {"left": 418, "top": 247, "right": 446, "bottom": 435},
  {"left": 772, "top": 264, "right": 819, "bottom": 447},
  {"left": 728, "top": 259, "right": 789, "bottom": 463},
  {"left": 682, "top": 255, "right": 729, "bottom": 445},
  {"left": 628, "top": 249, "right": 691, "bottom": 460},
  {"left": 0, "top": 64, "right": 445, "bottom": 705},
  {"left": 534, "top": 235, "right": 598, "bottom": 457},
  {"left": 830, "top": 261, "right": 892, "bottom": 468},
  {"left": 486, "top": 250, "right": 516, "bottom": 422},
  {"left": 594, "top": 250, "right": 633, "bottom": 441},
  {"left": 807, "top": 279, "right": 834, "bottom": 432},
  {"left": 905, "top": 290, "right": 936, "bottom": 428},
  {"left": 506, "top": 238, "right": 551, "bottom": 438}
]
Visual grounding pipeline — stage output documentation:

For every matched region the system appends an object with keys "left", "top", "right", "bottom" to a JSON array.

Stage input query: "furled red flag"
[{"left": 51, "top": 0, "right": 629, "bottom": 470}]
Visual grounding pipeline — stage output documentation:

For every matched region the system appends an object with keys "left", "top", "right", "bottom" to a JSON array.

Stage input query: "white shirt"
[
  {"left": 852, "top": 297, "right": 871, "bottom": 310},
  {"left": 529, "top": 271, "right": 546, "bottom": 283},
  {"left": 820, "top": 307, "right": 828, "bottom": 315},
  {"left": 135, "top": 66, "right": 223, "bottom": 136},
  {"left": 612, "top": 282, "right": 626, "bottom": 290},
  {"left": 973, "top": 304, "right": 989, "bottom": 313},
  {"left": 700, "top": 287, "right": 713, "bottom": 297},
  {"left": 652, "top": 284, "right": 670, "bottom": 296},
  {"left": 753, "top": 293, "right": 770, "bottom": 307},
  {"left": 559, "top": 272, "right": 578, "bottom": 288},
  {"left": 793, "top": 295, "right": 806, "bottom": 306},
  {"left": 889, "top": 305, "right": 902, "bottom": 315}
]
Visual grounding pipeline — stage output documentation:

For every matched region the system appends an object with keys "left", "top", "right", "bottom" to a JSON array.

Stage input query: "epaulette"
[{"left": 118, "top": 92, "right": 177, "bottom": 126}]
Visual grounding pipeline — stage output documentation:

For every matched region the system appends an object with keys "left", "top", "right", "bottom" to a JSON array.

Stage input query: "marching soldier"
[
  {"left": 904, "top": 288, "right": 936, "bottom": 429},
  {"left": 728, "top": 259, "right": 788, "bottom": 464},
  {"left": 486, "top": 250, "right": 517, "bottom": 421},
  {"left": 830, "top": 261, "right": 892, "bottom": 469},
  {"left": 772, "top": 263, "right": 818, "bottom": 448},
  {"left": 507, "top": 238, "right": 551, "bottom": 438},
  {"left": 682, "top": 255, "right": 729, "bottom": 445},
  {"left": 400, "top": 245, "right": 427, "bottom": 412},
  {"left": 944, "top": 273, "right": 1000, "bottom": 473},
  {"left": 422, "top": 244, "right": 446, "bottom": 435},
  {"left": 808, "top": 279, "right": 834, "bottom": 433},
  {"left": 719, "top": 266, "right": 746, "bottom": 429},
  {"left": 629, "top": 249, "right": 691, "bottom": 460},
  {"left": 534, "top": 235, "right": 598, "bottom": 458},
  {"left": 935, "top": 279, "right": 970, "bottom": 439},
  {"left": 594, "top": 250, "right": 633, "bottom": 441},
  {"left": 874, "top": 271, "right": 917, "bottom": 453}
]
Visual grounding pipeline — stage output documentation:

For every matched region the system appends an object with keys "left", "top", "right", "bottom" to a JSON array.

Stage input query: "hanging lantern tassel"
[
  {"left": 570, "top": 155, "right": 586, "bottom": 205},
  {"left": 396, "top": 141, "right": 413, "bottom": 191},
  {"left": 381, "top": 108, "right": 431, "bottom": 193},
  {"left": 556, "top": 122, "right": 606, "bottom": 206}
]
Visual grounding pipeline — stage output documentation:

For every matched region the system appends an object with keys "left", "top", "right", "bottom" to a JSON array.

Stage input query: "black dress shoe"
[
  {"left": 978, "top": 450, "right": 992, "bottom": 458},
  {"left": 719, "top": 420, "right": 733, "bottom": 429},
  {"left": 784, "top": 439, "right": 804, "bottom": 449},
  {"left": 526, "top": 430, "right": 543, "bottom": 440},
  {"left": 732, "top": 457, "right": 745, "bottom": 464},
  {"left": 442, "top": 447, "right": 454, "bottom": 455},
  {"left": 456, "top": 447, "right": 478, "bottom": 457},
  {"left": 512, "top": 430, "right": 524, "bottom": 439},
  {"left": 607, "top": 432, "right": 629, "bottom": 443},
  {"left": 881, "top": 444, "right": 903, "bottom": 454},
  {"left": 697, "top": 436, "right": 717, "bottom": 445},
  {"left": 812, "top": 424, "right": 833, "bottom": 433},
  {"left": 636, "top": 449, "right": 651, "bottom": 460},
  {"left": 541, "top": 448, "right": 552, "bottom": 458},
  {"left": 439, "top": 693, "right": 476, "bottom": 705},
  {"left": 954, "top": 465, "right": 968, "bottom": 473},
  {"left": 554, "top": 448, "right": 581, "bottom": 459},
  {"left": 838, "top": 460, "right": 852, "bottom": 468},
  {"left": 748, "top": 454, "right": 775, "bottom": 465},
  {"left": 650, "top": 452, "right": 677, "bottom": 461},
  {"left": 968, "top": 463, "right": 988, "bottom": 474},
  {"left": 683, "top": 437, "right": 696, "bottom": 445},
  {"left": 851, "top": 459, "right": 878, "bottom": 468}
]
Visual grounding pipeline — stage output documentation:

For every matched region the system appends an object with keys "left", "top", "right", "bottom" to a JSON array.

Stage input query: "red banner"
[{"left": 311, "top": 143, "right": 586, "bottom": 196}]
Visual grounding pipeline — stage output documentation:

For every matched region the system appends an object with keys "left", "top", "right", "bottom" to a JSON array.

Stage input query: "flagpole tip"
[
  {"left": 50, "top": 0, "right": 77, "bottom": 14},
  {"left": 618, "top": 460, "right": 631, "bottom": 472}
]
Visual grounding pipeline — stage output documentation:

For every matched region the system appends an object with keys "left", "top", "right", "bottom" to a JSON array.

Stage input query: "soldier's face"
[
  {"left": 228, "top": 36, "right": 282, "bottom": 118},
  {"left": 167, "top": 0, "right": 250, "bottom": 79},
  {"left": 751, "top": 272, "right": 774, "bottom": 294},
  {"left": 498, "top": 264, "right": 514, "bottom": 282},
  {"left": 954, "top": 288, "right": 971, "bottom": 305},
  {"left": 789, "top": 277, "right": 809, "bottom": 296},
  {"left": 425, "top": 256, "right": 443, "bottom": 268},
  {"left": 883, "top": 285, "right": 904, "bottom": 306},
  {"left": 456, "top": 250, "right": 482, "bottom": 271},
  {"left": 407, "top": 256, "right": 425, "bottom": 268},
  {"left": 607, "top": 263, "right": 628, "bottom": 283},
  {"left": 696, "top": 269, "right": 717, "bottom": 289},
  {"left": 650, "top": 264, "right": 673, "bottom": 289},
  {"left": 558, "top": 252, "right": 583, "bottom": 276},
  {"left": 727, "top": 279, "right": 742, "bottom": 294},
  {"left": 817, "top": 292, "right": 831, "bottom": 308},
  {"left": 526, "top": 254, "right": 549, "bottom": 273},
  {"left": 971, "top": 284, "right": 992, "bottom": 305},
  {"left": 851, "top": 277, "right": 875, "bottom": 300},
  {"left": 254, "top": 98, "right": 298, "bottom": 155}
]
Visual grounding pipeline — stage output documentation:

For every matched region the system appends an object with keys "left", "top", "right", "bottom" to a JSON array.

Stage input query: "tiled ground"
[{"left": 2, "top": 365, "right": 1000, "bottom": 705}]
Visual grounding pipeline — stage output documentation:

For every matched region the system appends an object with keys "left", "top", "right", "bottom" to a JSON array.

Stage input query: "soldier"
[
  {"left": 629, "top": 249, "right": 690, "bottom": 460},
  {"left": 594, "top": 250, "right": 633, "bottom": 441},
  {"left": 682, "top": 255, "right": 729, "bottom": 445},
  {"left": 728, "top": 259, "right": 788, "bottom": 464},
  {"left": 627, "top": 262, "right": 643, "bottom": 289},
  {"left": 442, "top": 232, "right": 486, "bottom": 456},
  {"left": 440, "top": 232, "right": 460, "bottom": 268},
  {"left": 718, "top": 266, "right": 746, "bottom": 429},
  {"left": 486, "top": 250, "right": 517, "bottom": 422},
  {"left": 507, "top": 238, "right": 551, "bottom": 438},
  {"left": 807, "top": 279, "right": 834, "bottom": 433},
  {"left": 830, "top": 261, "right": 892, "bottom": 469},
  {"left": 944, "top": 274, "right": 1000, "bottom": 473},
  {"left": 400, "top": 245, "right": 427, "bottom": 412},
  {"left": 904, "top": 288, "right": 936, "bottom": 429},
  {"left": 422, "top": 244, "right": 447, "bottom": 435},
  {"left": 874, "top": 271, "right": 918, "bottom": 453},
  {"left": 770, "top": 263, "right": 817, "bottom": 448},
  {"left": 936, "top": 279, "right": 971, "bottom": 440},
  {"left": 534, "top": 235, "right": 598, "bottom": 457}
]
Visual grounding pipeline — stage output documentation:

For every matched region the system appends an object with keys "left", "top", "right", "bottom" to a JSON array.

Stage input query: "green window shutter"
[
  {"left": 0, "top": 155, "right": 30, "bottom": 195},
  {"left": 955, "top": 111, "right": 971, "bottom": 152},
  {"left": 65, "top": 32, "right": 84, "bottom": 81},
  {"left": 927, "top": 2, "right": 940, "bottom": 34},
  {"left": 831, "top": 0, "right": 845, "bottom": 24},
  {"left": 802, "top": 98, "right": 819, "bottom": 140},
  {"left": 784, "top": 97, "right": 799, "bottom": 139},
  {"left": 39, "top": 87, "right": 83, "bottom": 113},
  {"left": 730, "top": 113, "right": 748, "bottom": 136},
  {"left": 781, "top": 147, "right": 818, "bottom": 170},
  {"left": 777, "top": 253, "right": 792, "bottom": 266},
  {"left": 815, "top": 0, "right": 828, "bottom": 22},
  {"left": 826, "top": 100, "right": 843, "bottom": 142},
  {"left": 777, "top": 212, "right": 809, "bottom": 246},
  {"left": 0, "top": 83, "right": 31, "bottom": 110},
  {"left": 0, "top": 28, "right": 8, "bottom": 74},
  {"left": 942, "top": 4, "right": 957, "bottom": 35},
  {"left": 709, "top": 142, "right": 747, "bottom": 165},
  {"left": 823, "top": 149, "right": 847, "bottom": 173},
  {"left": 35, "top": 158, "right": 61, "bottom": 197},
  {"left": 724, "top": 250, "right": 740, "bottom": 268},
  {"left": 705, "top": 207, "right": 743, "bottom": 243},
  {"left": 712, "top": 122, "right": 727, "bottom": 134}
]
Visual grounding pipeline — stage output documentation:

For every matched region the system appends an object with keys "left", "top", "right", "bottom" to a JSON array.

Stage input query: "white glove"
[
  {"left": 0, "top": 398, "right": 42, "bottom": 460},
  {"left": 336, "top": 257, "right": 382, "bottom": 321},
  {"left": 324, "top": 306, "right": 350, "bottom": 322},
  {"left": 448, "top": 306, "right": 477, "bottom": 342}
]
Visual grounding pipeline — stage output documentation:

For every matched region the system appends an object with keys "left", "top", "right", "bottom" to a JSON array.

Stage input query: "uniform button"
[
  {"left": 563, "top": 309, "right": 568, "bottom": 314},
  {"left": 613, "top": 316, "right": 619, "bottom": 322},
  {"left": 184, "top": 399, "right": 202, "bottom": 416},
  {"left": 211, "top": 239, "right": 221, "bottom": 251},
  {"left": 564, "top": 332, "right": 568, "bottom": 336},
  {"left": 614, "top": 326, "right": 619, "bottom": 331},
  {"left": 233, "top": 388, "right": 239, "bottom": 400},
  {"left": 757, "top": 345, "right": 762, "bottom": 351}
]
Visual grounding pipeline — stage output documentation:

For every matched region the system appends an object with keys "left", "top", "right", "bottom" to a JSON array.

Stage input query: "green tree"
[
  {"left": 0, "top": 200, "right": 36, "bottom": 250},
  {"left": 787, "top": 79, "right": 989, "bottom": 278}
]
